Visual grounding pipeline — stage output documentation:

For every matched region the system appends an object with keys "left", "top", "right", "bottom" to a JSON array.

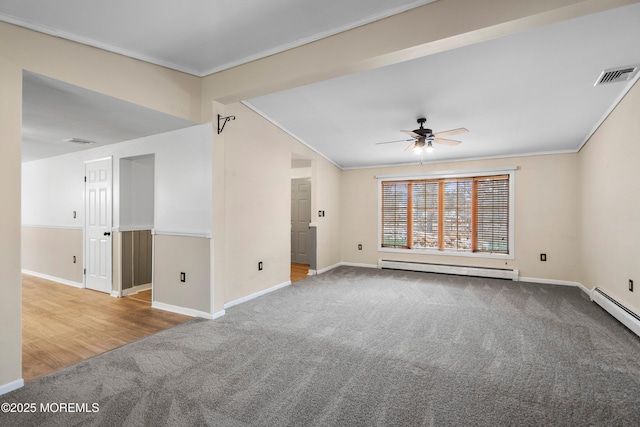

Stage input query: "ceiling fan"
[{"left": 376, "top": 118, "right": 468, "bottom": 154}]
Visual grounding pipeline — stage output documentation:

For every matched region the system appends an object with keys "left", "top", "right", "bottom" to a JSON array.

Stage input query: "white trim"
[
  {"left": 212, "top": 309, "right": 226, "bottom": 320},
  {"left": 242, "top": 101, "right": 342, "bottom": 169},
  {"left": 122, "top": 283, "right": 152, "bottom": 297},
  {"left": 520, "top": 277, "right": 591, "bottom": 295},
  {"left": 224, "top": 280, "right": 291, "bottom": 309},
  {"left": 0, "top": 378, "right": 24, "bottom": 396},
  {"left": 308, "top": 269, "right": 318, "bottom": 275},
  {"left": 22, "top": 270, "right": 84, "bottom": 288},
  {"left": 377, "top": 169, "right": 516, "bottom": 260},
  {"left": 375, "top": 166, "right": 518, "bottom": 181},
  {"left": 113, "top": 225, "right": 154, "bottom": 232},
  {"left": 152, "top": 230, "right": 212, "bottom": 239},
  {"left": 110, "top": 291, "right": 121, "bottom": 298},
  {"left": 340, "top": 262, "right": 378, "bottom": 269},
  {"left": 317, "top": 262, "right": 342, "bottom": 275},
  {"left": 21, "top": 224, "right": 83, "bottom": 230},
  {"left": 151, "top": 301, "right": 214, "bottom": 319},
  {"left": 342, "top": 149, "right": 577, "bottom": 171},
  {"left": 210, "top": 239, "right": 216, "bottom": 322}
]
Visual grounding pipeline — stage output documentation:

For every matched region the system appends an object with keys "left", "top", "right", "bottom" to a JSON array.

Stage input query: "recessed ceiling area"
[
  {"left": 21, "top": 71, "right": 196, "bottom": 162},
  {"left": 246, "top": 2, "right": 640, "bottom": 169}
]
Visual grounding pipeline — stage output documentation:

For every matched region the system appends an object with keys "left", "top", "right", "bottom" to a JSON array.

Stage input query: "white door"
[
  {"left": 291, "top": 178, "right": 311, "bottom": 264},
  {"left": 85, "top": 158, "right": 112, "bottom": 293}
]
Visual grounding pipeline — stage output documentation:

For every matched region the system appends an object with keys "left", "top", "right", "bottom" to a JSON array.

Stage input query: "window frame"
[{"left": 377, "top": 167, "right": 516, "bottom": 260}]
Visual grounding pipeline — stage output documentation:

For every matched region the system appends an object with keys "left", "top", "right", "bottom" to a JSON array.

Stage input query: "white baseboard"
[
  {"left": 212, "top": 309, "right": 226, "bottom": 320},
  {"left": 22, "top": 270, "right": 83, "bottom": 289},
  {"left": 151, "top": 301, "right": 214, "bottom": 319},
  {"left": 520, "top": 277, "right": 591, "bottom": 295},
  {"left": 308, "top": 269, "right": 317, "bottom": 275},
  {"left": 122, "top": 283, "right": 151, "bottom": 297},
  {"left": 110, "top": 291, "right": 121, "bottom": 298},
  {"left": 0, "top": 378, "right": 24, "bottom": 396},
  {"left": 341, "top": 262, "right": 378, "bottom": 269},
  {"left": 317, "top": 262, "right": 342, "bottom": 274},
  {"left": 224, "top": 280, "right": 291, "bottom": 310}
]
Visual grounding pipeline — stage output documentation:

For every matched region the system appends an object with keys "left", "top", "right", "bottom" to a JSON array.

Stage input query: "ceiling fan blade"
[
  {"left": 404, "top": 141, "right": 417, "bottom": 151},
  {"left": 434, "top": 127, "right": 469, "bottom": 138},
  {"left": 374, "top": 138, "right": 413, "bottom": 145},
  {"left": 401, "top": 130, "right": 422, "bottom": 139},
  {"left": 434, "top": 137, "right": 461, "bottom": 146}
]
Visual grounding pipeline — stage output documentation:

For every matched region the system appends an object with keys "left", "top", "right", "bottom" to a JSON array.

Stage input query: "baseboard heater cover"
[
  {"left": 378, "top": 260, "right": 519, "bottom": 281},
  {"left": 592, "top": 288, "right": 640, "bottom": 337}
]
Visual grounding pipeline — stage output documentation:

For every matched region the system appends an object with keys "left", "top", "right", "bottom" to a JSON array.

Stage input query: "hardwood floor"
[
  {"left": 22, "top": 275, "right": 190, "bottom": 382},
  {"left": 291, "top": 263, "right": 310, "bottom": 282}
]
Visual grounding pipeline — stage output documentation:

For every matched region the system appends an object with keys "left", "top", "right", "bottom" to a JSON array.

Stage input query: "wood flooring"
[
  {"left": 291, "top": 263, "right": 310, "bottom": 282},
  {"left": 22, "top": 275, "right": 190, "bottom": 382}
]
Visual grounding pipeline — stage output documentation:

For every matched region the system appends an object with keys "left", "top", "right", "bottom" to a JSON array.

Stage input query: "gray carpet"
[{"left": 2, "top": 266, "right": 640, "bottom": 426}]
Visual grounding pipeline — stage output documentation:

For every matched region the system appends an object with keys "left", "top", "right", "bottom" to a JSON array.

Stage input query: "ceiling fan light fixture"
[{"left": 426, "top": 141, "right": 434, "bottom": 153}]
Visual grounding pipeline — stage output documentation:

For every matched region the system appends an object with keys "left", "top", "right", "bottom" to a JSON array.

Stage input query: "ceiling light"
[
  {"left": 63, "top": 138, "right": 96, "bottom": 145},
  {"left": 426, "top": 141, "right": 434, "bottom": 153}
]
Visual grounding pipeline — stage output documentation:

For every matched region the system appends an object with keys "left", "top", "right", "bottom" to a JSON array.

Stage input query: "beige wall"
[
  {"left": 578, "top": 80, "right": 640, "bottom": 313},
  {"left": 22, "top": 227, "right": 84, "bottom": 284},
  {"left": 201, "top": 0, "right": 632, "bottom": 107},
  {"left": 216, "top": 102, "right": 342, "bottom": 304},
  {"left": 0, "top": 56, "right": 22, "bottom": 388},
  {"left": 153, "top": 235, "right": 211, "bottom": 314},
  {"left": 0, "top": 22, "right": 202, "bottom": 123},
  {"left": 340, "top": 153, "right": 580, "bottom": 281}
]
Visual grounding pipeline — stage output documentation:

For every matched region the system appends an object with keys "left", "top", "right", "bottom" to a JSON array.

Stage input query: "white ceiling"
[
  {"left": 0, "top": 0, "right": 436, "bottom": 76},
  {"left": 21, "top": 72, "right": 196, "bottom": 162},
  {"left": 247, "top": 3, "right": 640, "bottom": 168},
  {"left": 8, "top": 1, "right": 640, "bottom": 168}
]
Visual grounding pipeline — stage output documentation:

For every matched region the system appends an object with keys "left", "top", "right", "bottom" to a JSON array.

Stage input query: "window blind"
[{"left": 381, "top": 174, "right": 510, "bottom": 254}]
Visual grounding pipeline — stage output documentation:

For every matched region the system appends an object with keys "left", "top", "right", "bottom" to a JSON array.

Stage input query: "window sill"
[{"left": 379, "top": 246, "right": 514, "bottom": 260}]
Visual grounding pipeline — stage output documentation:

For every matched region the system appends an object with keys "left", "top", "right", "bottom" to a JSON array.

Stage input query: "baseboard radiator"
[
  {"left": 592, "top": 288, "right": 640, "bottom": 337},
  {"left": 378, "top": 260, "right": 519, "bottom": 281}
]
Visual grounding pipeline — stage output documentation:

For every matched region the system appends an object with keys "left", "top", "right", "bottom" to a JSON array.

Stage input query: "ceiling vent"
[
  {"left": 594, "top": 65, "right": 639, "bottom": 86},
  {"left": 63, "top": 137, "right": 96, "bottom": 145}
]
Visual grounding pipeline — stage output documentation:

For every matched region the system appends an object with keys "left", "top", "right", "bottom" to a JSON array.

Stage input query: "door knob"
[{"left": 104, "top": 232, "right": 111, "bottom": 236}]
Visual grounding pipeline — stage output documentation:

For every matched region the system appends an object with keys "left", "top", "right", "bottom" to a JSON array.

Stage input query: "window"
[{"left": 381, "top": 172, "right": 512, "bottom": 256}]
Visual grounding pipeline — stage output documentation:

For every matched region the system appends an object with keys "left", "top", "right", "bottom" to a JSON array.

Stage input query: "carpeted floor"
[{"left": 2, "top": 266, "right": 640, "bottom": 426}]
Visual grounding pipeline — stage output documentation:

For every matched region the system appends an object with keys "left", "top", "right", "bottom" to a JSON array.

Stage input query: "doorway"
[{"left": 84, "top": 157, "right": 113, "bottom": 293}]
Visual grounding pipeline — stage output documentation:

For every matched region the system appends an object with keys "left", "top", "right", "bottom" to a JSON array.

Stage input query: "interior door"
[
  {"left": 291, "top": 178, "right": 311, "bottom": 264},
  {"left": 85, "top": 158, "right": 113, "bottom": 293}
]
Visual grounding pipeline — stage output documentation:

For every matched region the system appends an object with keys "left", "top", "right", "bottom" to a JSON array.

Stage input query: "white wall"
[
  {"left": 120, "top": 155, "right": 155, "bottom": 230},
  {"left": 22, "top": 123, "right": 213, "bottom": 235}
]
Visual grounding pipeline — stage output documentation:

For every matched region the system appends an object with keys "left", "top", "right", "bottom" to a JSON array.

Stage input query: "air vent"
[
  {"left": 594, "top": 65, "right": 639, "bottom": 86},
  {"left": 63, "top": 138, "right": 96, "bottom": 145}
]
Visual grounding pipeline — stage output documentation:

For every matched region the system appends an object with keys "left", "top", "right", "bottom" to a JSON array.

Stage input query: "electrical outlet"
[
  {"left": 258, "top": 261, "right": 263, "bottom": 271},
  {"left": 630, "top": 279, "right": 634, "bottom": 292},
  {"left": 180, "top": 272, "right": 186, "bottom": 282},
  {"left": 73, "top": 256, "right": 76, "bottom": 264},
  {"left": 540, "top": 253, "right": 547, "bottom": 262},
  {"left": 358, "top": 244, "right": 362, "bottom": 250}
]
